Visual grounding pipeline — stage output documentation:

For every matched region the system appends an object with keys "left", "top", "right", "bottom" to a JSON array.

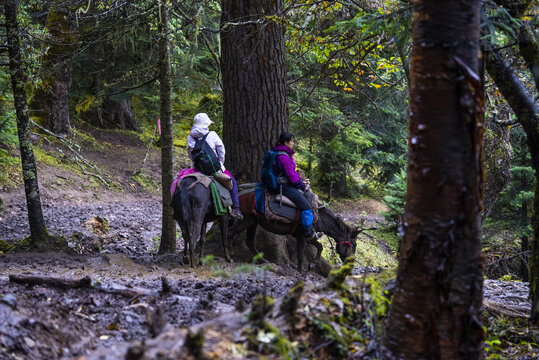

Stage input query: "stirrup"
[{"left": 230, "top": 207, "right": 243, "bottom": 220}]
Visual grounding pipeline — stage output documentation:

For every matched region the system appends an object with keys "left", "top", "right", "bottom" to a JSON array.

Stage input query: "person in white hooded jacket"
[{"left": 187, "top": 113, "right": 243, "bottom": 220}]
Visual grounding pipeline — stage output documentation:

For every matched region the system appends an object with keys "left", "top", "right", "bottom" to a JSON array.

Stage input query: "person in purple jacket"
[{"left": 272, "top": 131, "right": 315, "bottom": 239}]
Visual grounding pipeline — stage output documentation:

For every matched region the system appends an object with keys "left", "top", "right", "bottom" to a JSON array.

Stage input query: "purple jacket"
[{"left": 272, "top": 144, "right": 305, "bottom": 189}]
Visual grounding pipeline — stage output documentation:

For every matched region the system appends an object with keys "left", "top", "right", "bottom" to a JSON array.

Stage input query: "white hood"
[{"left": 190, "top": 125, "right": 209, "bottom": 139}]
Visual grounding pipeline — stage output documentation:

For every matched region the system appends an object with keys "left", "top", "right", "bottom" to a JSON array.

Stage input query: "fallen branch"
[
  {"left": 9, "top": 274, "right": 92, "bottom": 289},
  {"left": 30, "top": 120, "right": 109, "bottom": 187},
  {"left": 483, "top": 299, "right": 530, "bottom": 318},
  {"left": 8, "top": 273, "right": 159, "bottom": 298}
]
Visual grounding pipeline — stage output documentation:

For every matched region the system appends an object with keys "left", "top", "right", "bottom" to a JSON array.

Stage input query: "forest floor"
[{"left": 0, "top": 124, "right": 537, "bottom": 359}]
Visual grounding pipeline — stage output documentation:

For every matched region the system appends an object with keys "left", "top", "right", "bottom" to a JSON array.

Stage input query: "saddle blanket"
[{"left": 170, "top": 168, "right": 233, "bottom": 208}]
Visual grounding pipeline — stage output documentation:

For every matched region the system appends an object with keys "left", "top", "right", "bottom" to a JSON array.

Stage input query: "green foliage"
[
  {"left": 482, "top": 234, "right": 527, "bottom": 280},
  {"left": 381, "top": 168, "right": 406, "bottom": 228},
  {"left": 0, "top": 71, "right": 20, "bottom": 189},
  {"left": 326, "top": 256, "right": 355, "bottom": 290},
  {"left": 0, "top": 75, "right": 18, "bottom": 150},
  {"left": 355, "top": 234, "right": 398, "bottom": 268},
  {"left": 148, "top": 236, "right": 160, "bottom": 254},
  {"left": 484, "top": 127, "right": 534, "bottom": 279},
  {"left": 484, "top": 315, "right": 539, "bottom": 359},
  {"left": 131, "top": 173, "right": 160, "bottom": 193},
  {"left": 285, "top": 1, "right": 410, "bottom": 198},
  {"left": 482, "top": 1, "right": 522, "bottom": 47},
  {"left": 0, "top": 240, "right": 15, "bottom": 253}
]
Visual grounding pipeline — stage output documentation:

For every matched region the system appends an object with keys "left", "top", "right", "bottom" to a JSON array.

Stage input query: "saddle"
[
  {"left": 179, "top": 172, "right": 234, "bottom": 209},
  {"left": 239, "top": 183, "right": 319, "bottom": 224}
]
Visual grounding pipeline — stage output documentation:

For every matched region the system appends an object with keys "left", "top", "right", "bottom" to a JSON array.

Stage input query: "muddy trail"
[
  {"left": 0, "top": 188, "right": 332, "bottom": 359},
  {"left": 0, "top": 190, "right": 536, "bottom": 359}
]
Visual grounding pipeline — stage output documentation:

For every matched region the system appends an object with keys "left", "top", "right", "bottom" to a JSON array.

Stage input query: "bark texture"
[
  {"left": 5, "top": 0, "right": 49, "bottom": 246},
  {"left": 86, "top": 99, "right": 139, "bottom": 131},
  {"left": 381, "top": 1, "right": 485, "bottom": 358},
  {"left": 29, "top": 1, "right": 75, "bottom": 135},
  {"left": 221, "top": 0, "right": 288, "bottom": 183},
  {"left": 485, "top": 49, "right": 539, "bottom": 324},
  {"left": 518, "top": 22, "right": 539, "bottom": 91},
  {"left": 157, "top": 2, "right": 176, "bottom": 254}
]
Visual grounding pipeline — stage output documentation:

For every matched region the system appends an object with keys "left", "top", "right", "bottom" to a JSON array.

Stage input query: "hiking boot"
[
  {"left": 230, "top": 207, "right": 244, "bottom": 220},
  {"left": 304, "top": 227, "right": 315, "bottom": 239}
]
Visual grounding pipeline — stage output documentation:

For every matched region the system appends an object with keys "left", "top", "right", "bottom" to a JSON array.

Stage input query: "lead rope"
[{"left": 330, "top": 236, "right": 337, "bottom": 259}]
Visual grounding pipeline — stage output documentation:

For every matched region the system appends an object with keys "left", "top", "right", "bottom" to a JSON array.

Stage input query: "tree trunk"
[
  {"left": 220, "top": 0, "right": 288, "bottom": 183},
  {"left": 94, "top": 99, "right": 139, "bottom": 131},
  {"left": 28, "top": 1, "right": 74, "bottom": 135},
  {"left": 485, "top": 48, "right": 539, "bottom": 324},
  {"left": 157, "top": 2, "right": 176, "bottom": 254},
  {"left": 5, "top": 0, "right": 49, "bottom": 246},
  {"left": 381, "top": 1, "right": 485, "bottom": 358},
  {"left": 518, "top": 22, "right": 539, "bottom": 91}
]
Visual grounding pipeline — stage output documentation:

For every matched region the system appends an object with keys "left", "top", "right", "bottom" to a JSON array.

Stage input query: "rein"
[{"left": 337, "top": 241, "right": 352, "bottom": 247}]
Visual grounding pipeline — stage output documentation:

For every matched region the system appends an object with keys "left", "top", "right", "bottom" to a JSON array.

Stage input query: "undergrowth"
[
  {"left": 484, "top": 315, "right": 539, "bottom": 359},
  {"left": 242, "top": 258, "right": 395, "bottom": 359},
  {"left": 0, "top": 148, "right": 21, "bottom": 190}
]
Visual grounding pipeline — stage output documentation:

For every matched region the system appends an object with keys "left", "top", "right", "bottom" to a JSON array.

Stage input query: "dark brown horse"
[
  {"left": 171, "top": 176, "right": 232, "bottom": 266},
  {"left": 228, "top": 191, "right": 360, "bottom": 271}
]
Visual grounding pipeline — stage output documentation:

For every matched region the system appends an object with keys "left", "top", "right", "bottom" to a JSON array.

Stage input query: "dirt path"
[
  {"left": 1, "top": 189, "right": 535, "bottom": 359},
  {"left": 0, "top": 188, "right": 328, "bottom": 359}
]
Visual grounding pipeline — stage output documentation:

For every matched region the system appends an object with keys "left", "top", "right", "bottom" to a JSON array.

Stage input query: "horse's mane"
[{"left": 318, "top": 206, "right": 351, "bottom": 234}]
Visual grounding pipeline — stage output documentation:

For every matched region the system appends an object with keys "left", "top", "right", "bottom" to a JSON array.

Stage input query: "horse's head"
[
  {"left": 335, "top": 225, "right": 360, "bottom": 262},
  {"left": 316, "top": 207, "right": 361, "bottom": 262}
]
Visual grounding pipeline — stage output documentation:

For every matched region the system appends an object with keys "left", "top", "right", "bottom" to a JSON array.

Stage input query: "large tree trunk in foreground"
[
  {"left": 381, "top": 1, "right": 485, "bottom": 358},
  {"left": 157, "top": 2, "right": 176, "bottom": 254},
  {"left": 221, "top": 0, "right": 288, "bottom": 183},
  {"left": 5, "top": 0, "right": 49, "bottom": 246},
  {"left": 485, "top": 48, "right": 539, "bottom": 324}
]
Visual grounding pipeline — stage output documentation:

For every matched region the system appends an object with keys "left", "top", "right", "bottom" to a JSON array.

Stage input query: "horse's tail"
[{"left": 172, "top": 182, "right": 191, "bottom": 225}]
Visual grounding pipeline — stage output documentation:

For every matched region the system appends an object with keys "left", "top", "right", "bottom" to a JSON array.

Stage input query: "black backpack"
[{"left": 192, "top": 133, "right": 220, "bottom": 175}]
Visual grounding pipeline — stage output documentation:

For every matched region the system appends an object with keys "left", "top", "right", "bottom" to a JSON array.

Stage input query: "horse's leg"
[
  {"left": 189, "top": 208, "right": 205, "bottom": 268},
  {"left": 245, "top": 224, "right": 256, "bottom": 254},
  {"left": 179, "top": 223, "right": 190, "bottom": 265},
  {"left": 308, "top": 237, "right": 323, "bottom": 271},
  {"left": 197, "top": 221, "right": 207, "bottom": 263},
  {"left": 296, "top": 234, "right": 305, "bottom": 272},
  {"left": 219, "top": 215, "right": 232, "bottom": 262}
]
